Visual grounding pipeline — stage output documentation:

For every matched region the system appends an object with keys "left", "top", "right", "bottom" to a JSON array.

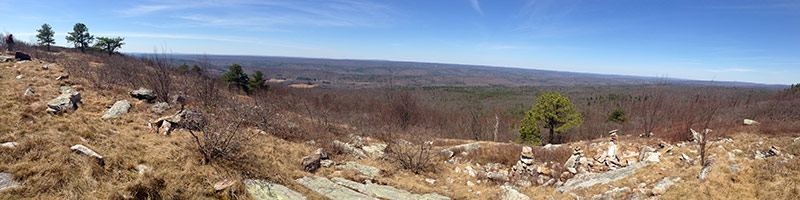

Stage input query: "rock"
[
  {"left": 348, "top": 134, "right": 365, "bottom": 147},
  {"left": 743, "top": 119, "right": 759, "bottom": 125},
  {"left": 638, "top": 132, "right": 653, "bottom": 138},
  {"left": 556, "top": 161, "right": 650, "bottom": 193},
  {"left": 0, "top": 55, "right": 12, "bottom": 62},
  {"left": 42, "top": 64, "right": 49, "bottom": 70},
  {"left": 136, "top": 164, "right": 150, "bottom": 175},
  {"left": 515, "top": 179, "right": 532, "bottom": 187},
  {"left": 727, "top": 152, "right": 735, "bottom": 160},
  {"left": 245, "top": 179, "right": 307, "bottom": 200},
  {"left": 333, "top": 177, "right": 449, "bottom": 200},
  {"left": 213, "top": 179, "right": 236, "bottom": 191},
  {"left": 23, "top": 87, "right": 34, "bottom": 95},
  {"left": 487, "top": 171, "right": 509, "bottom": 182},
  {"left": 1, "top": 142, "right": 19, "bottom": 148},
  {"left": 440, "top": 149, "right": 455, "bottom": 158},
  {"left": 55, "top": 74, "right": 69, "bottom": 80},
  {"left": 425, "top": 178, "right": 436, "bottom": 184},
  {"left": 680, "top": 154, "right": 693, "bottom": 164},
  {"left": 14, "top": 52, "right": 31, "bottom": 60},
  {"left": 334, "top": 140, "right": 368, "bottom": 159},
  {"left": 320, "top": 160, "right": 334, "bottom": 168},
  {"left": 500, "top": 185, "right": 531, "bottom": 200},
  {"left": 730, "top": 164, "right": 739, "bottom": 173},
  {"left": 543, "top": 143, "right": 562, "bottom": 151},
  {"left": 15, "top": 74, "right": 23, "bottom": 79},
  {"left": 336, "top": 161, "right": 380, "bottom": 178},
  {"left": 301, "top": 155, "right": 321, "bottom": 173},
  {"left": 466, "top": 166, "right": 477, "bottom": 177},
  {"left": 362, "top": 143, "right": 387, "bottom": 159},
  {"left": 443, "top": 142, "right": 481, "bottom": 156},
  {"left": 642, "top": 152, "right": 661, "bottom": 163},
  {"left": 101, "top": 100, "right": 131, "bottom": 119},
  {"left": 604, "top": 187, "right": 630, "bottom": 198},
  {"left": 0, "top": 172, "right": 21, "bottom": 191},
  {"left": 70, "top": 144, "right": 104, "bottom": 166},
  {"left": 651, "top": 177, "right": 680, "bottom": 195},
  {"left": 467, "top": 181, "right": 475, "bottom": 187},
  {"left": 314, "top": 148, "right": 328, "bottom": 160},
  {"left": 129, "top": 88, "right": 157, "bottom": 102},
  {"left": 46, "top": 86, "right": 82, "bottom": 114},
  {"left": 296, "top": 176, "right": 375, "bottom": 200},
  {"left": 152, "top": 110, "right": 205, "bottom": 135},
  {"left": 543, "top": 178, "right": 555, "bottom": 186},
  {"left": 698, "top": 158, "right": 715, "bottom": 181},
  {"left": 690, "top": 128, "right": 703, "bottom": 142},
  {"left": 151, "top": 102, "right": 170, "bottom": 114}
]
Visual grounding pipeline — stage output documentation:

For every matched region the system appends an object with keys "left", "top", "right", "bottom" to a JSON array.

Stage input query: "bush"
[
  {"left": 187, "top": 108, "right": 254, "bottom": 164},
  {"left": 607, "top": 108, "right": 627, "bottom": 124},
  {"left": 385, "top": 138, "right": 437, "bottom": 174}
]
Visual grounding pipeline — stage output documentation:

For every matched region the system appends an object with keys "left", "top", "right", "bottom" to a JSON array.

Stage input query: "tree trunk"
[{"left": 548, "top": 124, "right": 555, "bottom": 144}]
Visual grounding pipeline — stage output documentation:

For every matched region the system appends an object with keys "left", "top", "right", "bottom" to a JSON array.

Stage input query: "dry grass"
[{"left": 0, "top": 51, "right": 325, "bottom": 199}]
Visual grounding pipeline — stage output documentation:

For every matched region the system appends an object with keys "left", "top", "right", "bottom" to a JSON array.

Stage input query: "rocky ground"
[{"left": 1, "top": 52, "right": 799, "bottom": 199}]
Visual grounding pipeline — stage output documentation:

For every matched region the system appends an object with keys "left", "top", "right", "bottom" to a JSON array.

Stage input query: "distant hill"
[{"left": 131, "top": 53, "right": 787, "bottom": 89}]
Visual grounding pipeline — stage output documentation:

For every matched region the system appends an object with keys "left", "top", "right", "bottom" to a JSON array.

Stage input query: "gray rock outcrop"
[
  {"left": 336, "top": 161, "right": 380, "bottom": 178},
  {"left": 296, "top": 176, "right": 375, "bottom": 200},
  {"left": 334, "top": 140, "right": 368, "bottom": 159},
  {"left": 70, "top": 144, "right": 104, "bottom": 166},
  {"left": 651, "top": 177, "right": 680, "bottom": 195},
  {"left": 332, "top": 177, "right": 450, "bottom": 200},
  {"left": 362, "top": 143, "right": 387, "bottom": 159},
  {"left": 101, "top": 100, "right": 131, "bottom": 119},
  {"left": 556, "top": 161, "right": 650, "bottom": 193},
  {"left": 500, "top": 185, "right": 531, "bottom": 200},
  {"left": 245, "top": 179, "right": 307, "bottom": 200},
  {"left": 46, "top": 86, "right": 82, "bottom": 114},
  {"left": 151, "top": 102, "right": 170, "bottom": 114}
]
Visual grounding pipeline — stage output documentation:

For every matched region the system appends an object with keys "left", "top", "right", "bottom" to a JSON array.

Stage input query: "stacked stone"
[{"left": 512, "top": 146, "right": 536, "bottom": 175}]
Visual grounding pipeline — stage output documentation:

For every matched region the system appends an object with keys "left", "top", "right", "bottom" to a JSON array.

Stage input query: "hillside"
[{"left": 0, "top": 49, "right": 798, "bottom": 200}]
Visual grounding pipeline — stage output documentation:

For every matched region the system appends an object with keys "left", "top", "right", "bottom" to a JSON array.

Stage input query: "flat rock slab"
[
  {"left": 332, "top": 177, "right": 450, "bottom": 200},
  {"left": 336, "top": 161, "right": 380, "bottom": 178},
  {"left": 556, "top": 161, "right": 650, "bottom": 193},
  {"left": 296, "top": 176, "right": 375, "bottom": 200},
  {"left": 244, "top": 179, "right": 306, "bottom": 200},
  {"left": 0, "top": 173, "right": 21, "bottom": 191},
  {"left": 500, "top": 185, "right": 531, "bottom": 200}
]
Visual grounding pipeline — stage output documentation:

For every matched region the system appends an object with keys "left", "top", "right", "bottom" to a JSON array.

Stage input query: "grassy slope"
[{"left": 1, "top": 52, "right": 798, "bottom": 200}]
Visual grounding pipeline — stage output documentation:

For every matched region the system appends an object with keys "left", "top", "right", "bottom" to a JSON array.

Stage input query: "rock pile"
[
  {"left": 301, "top": 148, "right": 330, "bottom": 173},
  {"left": 152, "top": 110, "right": 205, "bottom": 135},
  {"left": 333, "top": 134, "right": 386, "bottom": 159},
  {"left": 754, "top": 146, "right": 781, "bottom": 159}
]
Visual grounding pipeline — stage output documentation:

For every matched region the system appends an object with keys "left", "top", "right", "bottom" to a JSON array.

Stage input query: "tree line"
[{"left": 34, "top": 22, "right": 124, "bottom": 55}]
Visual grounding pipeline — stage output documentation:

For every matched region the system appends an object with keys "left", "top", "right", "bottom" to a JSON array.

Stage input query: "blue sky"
[{"left": 0, "top": 0, "right": 798, "bottom": 85}]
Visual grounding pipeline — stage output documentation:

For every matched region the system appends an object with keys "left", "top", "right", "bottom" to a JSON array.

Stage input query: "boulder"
[
  {"left": 334, "top": 140, "right": 367, "bottom": 159},
  {"left": 641, "top": 152, "right": 661, "bottom": 163},
  {"left": 336, "top": 161, "right": 380, "bottom": 178},
  {"left": 332, "top": 177, "right": 450, "bottom": 200},
  {"left": 136, "top": 164, "right": 150, "bottom": 175},
  {"left": 101, "top": 100, "right": 131, "bottom": 119},
  {"left": 743, "top": 119, "right": 759, "bottom": 125},
  {"left": 296, "top": 176, "right": 374, "bottom": 200},
  {"left": 46, "top": 86, "right": 82, "bottom": 114},
  {"left": 301, "top": 155, "right": 321, "bottom": 173},
  {"left": 152, "top": 110, "right": 205, "bottom": 135},
  {"left": 55, "top": 74, "right": 69, "bottom": 80},
  {"left": 651, "top": 177, "right": 680, "bottom": 195},
  {"left": 14, "top": 52, "right": 31, "bottom": 61},
  {"left": 151, "top": 102, "right": 170, "bottom": 114},
  {"left": 500, "top": 185, "right": 531, "bottom": 200},
  {"left": 129, "top": 88, "right": 157, "bottom": 102},
  {"left": 556, "top": 161, "right": 650, "bottom": 193},
  {"left": 245, "top": 179, "right": 307, "bottom": 200},
  {"left": 15, "top": 74, "right": 23, "bottom": 79},
  {"left": 362, "top": 143, "right": 387, "bottom": 159},
  {"left": 301, "top": 148, "right": 328, "bottom": 173},
  {"left": 70, "top": 144, "right": 104, "bottom": 166},
  {"left": 23, "top": 87, "right": 34, "bottom": 96},
  {"left": 0, "top": 172, "right": 21, "bottom": 191}
]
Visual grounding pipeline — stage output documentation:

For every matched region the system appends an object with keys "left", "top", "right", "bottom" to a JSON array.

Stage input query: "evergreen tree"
[
  {"left": 66, "top": 23, "right": 93, "bottom": 53},
  {"left": 36, "top": 23, "right": 55, "bottom": 51},
  {"left": 519, "top": 92, "right": 583, "bottom": 145},
  {"left": 248, "top": 71, "right": 267, "bottom": 93},
  {"left": 93, "top": 37, "right": 124, "bottom": 55},
  {"left": 221, "top": 64, "right": 250, "bottom": 93}
]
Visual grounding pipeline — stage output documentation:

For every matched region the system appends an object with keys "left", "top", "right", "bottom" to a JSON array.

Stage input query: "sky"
[{"left": 0, "top": 0, "right": 798, "bottom": 85}]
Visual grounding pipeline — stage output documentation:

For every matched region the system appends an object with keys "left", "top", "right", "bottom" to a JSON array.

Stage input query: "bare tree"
[{"left": 146, "top": 47, "right": 173, "bottom": 103}]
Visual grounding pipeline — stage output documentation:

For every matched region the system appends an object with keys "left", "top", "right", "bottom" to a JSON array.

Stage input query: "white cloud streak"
[{"left": 469, "top": 0, "right": 483, "bottom": 15}]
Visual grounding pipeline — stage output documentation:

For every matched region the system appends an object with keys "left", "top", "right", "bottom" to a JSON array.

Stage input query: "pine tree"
[
  {"left": 248, "top": 71, "right": 267, "bottom": 93},
  {"left": 36, "top": 23, "right": 55, "bottom": 51},
  {"left": 66, "top": 23, "right": 93, "bottom": 53},
  {"left": 519, "top": 92, "right": 583, "bottom": 145},
  {"left": 93, "top": 37, "right": 124, "bottom": 55},
  {"left": 221, "top": 64, "right": 250, "bottom": 93}
]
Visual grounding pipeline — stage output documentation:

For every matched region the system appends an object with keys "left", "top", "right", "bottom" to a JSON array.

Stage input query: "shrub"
[
  {"left": 607, "top": 108, "right": 627, "bottom": 124},
  {"left": 385, "top": 138, "right": 437, "bottom": 174}
]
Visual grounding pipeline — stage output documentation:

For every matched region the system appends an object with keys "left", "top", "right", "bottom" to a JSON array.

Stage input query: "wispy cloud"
[
  {"left": 705, "top": 68, "right": 755, "bottom": 73},
  {"left": 93, "top": 32, "right": 318, "bottom": 51},
  {"left": 469, "top": 0, "right": 483, "bottom": 15},
  {"left": 118, "top": 0, "right": 394, "bottom": 28}
]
